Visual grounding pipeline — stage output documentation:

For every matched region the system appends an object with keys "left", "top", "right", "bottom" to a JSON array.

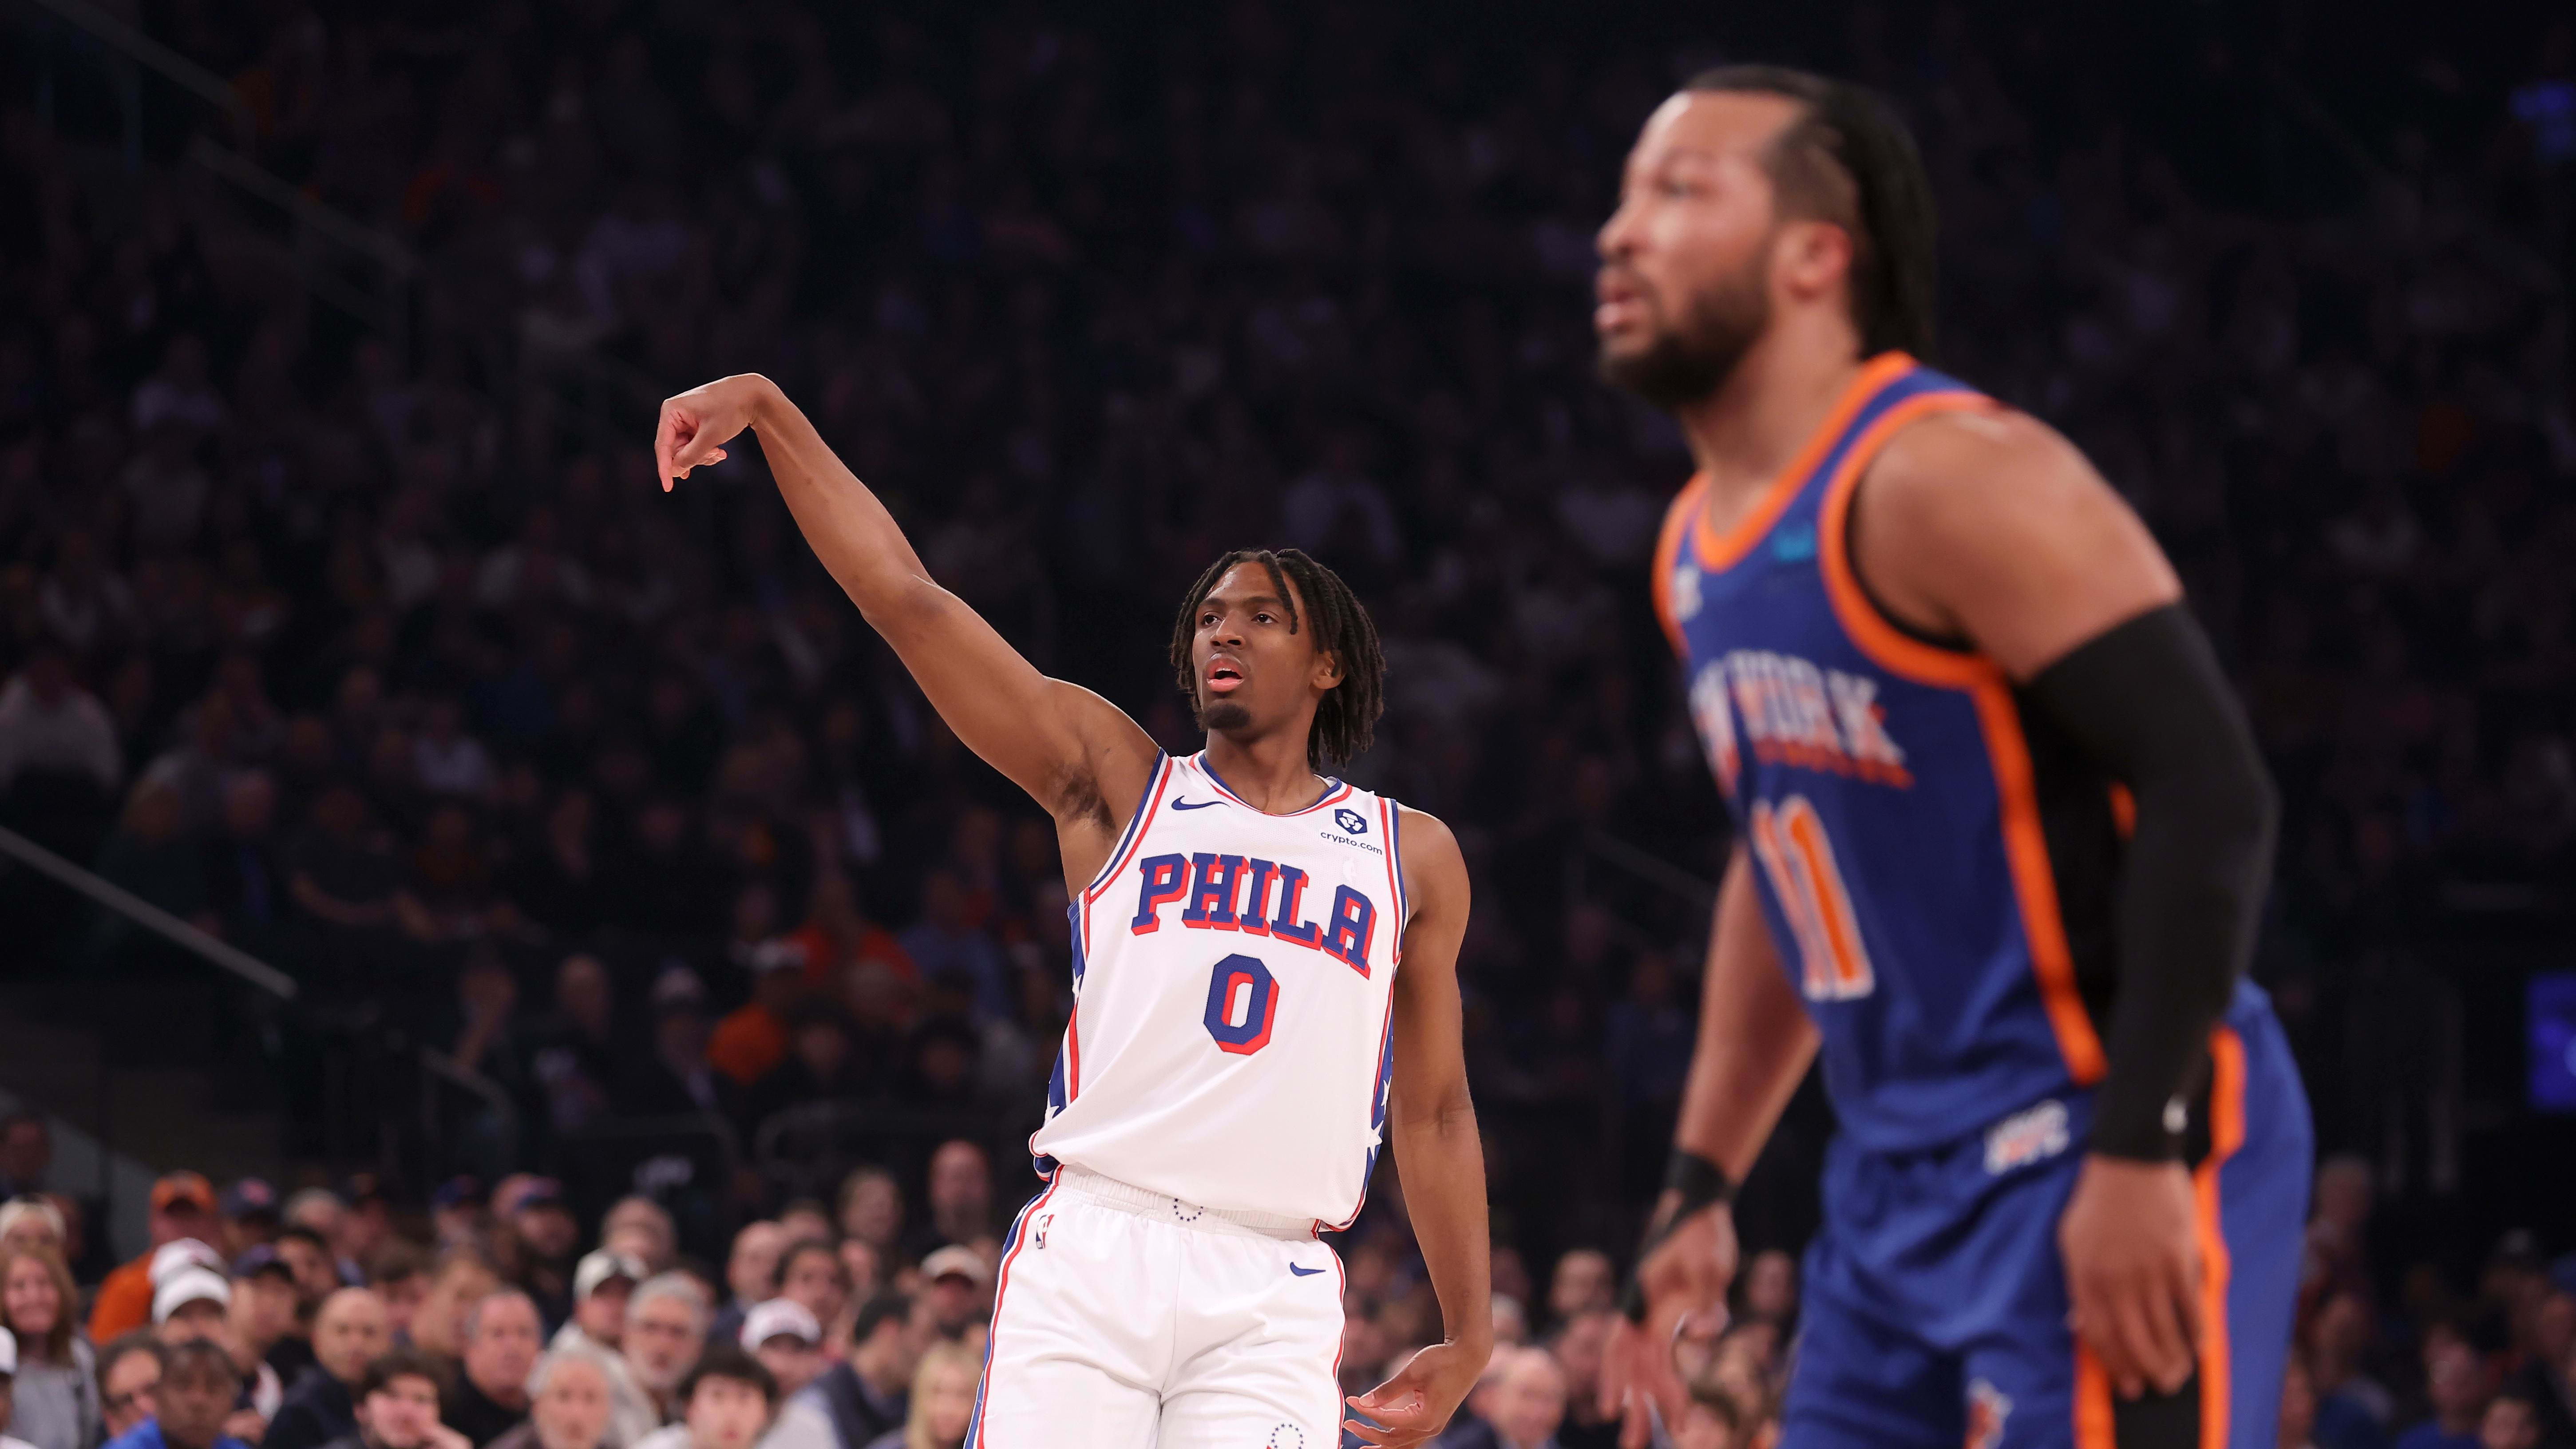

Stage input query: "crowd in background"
[
  {"left": 3, "top": 0, "right": 2576, "bottom": 1447},
  {"left": 0, "top": 1144, "right": 2574, "bottom": 1449}
]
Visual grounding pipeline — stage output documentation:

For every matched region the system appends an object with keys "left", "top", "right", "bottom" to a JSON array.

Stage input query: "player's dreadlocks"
[{"left": 1168, "top": 548, "right": 1384, "bottom": 772}]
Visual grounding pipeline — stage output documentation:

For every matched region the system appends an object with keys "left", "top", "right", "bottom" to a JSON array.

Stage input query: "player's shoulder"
[
  {"left": 1864, "top": 394, "right": 2116, "bottom": 540},
  {"left": 1389, "top": 803, "right": 1468, "bottom": 904}
]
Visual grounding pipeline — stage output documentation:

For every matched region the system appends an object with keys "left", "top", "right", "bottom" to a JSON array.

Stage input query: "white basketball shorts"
[{"left": 966, "top": 1165, "right": 1346, "bottom": 1449}]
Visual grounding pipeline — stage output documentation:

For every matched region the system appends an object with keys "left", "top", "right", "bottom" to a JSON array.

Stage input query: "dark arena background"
[{"left": 0, "top": 1, "right": 2572, "bottom": 1447}]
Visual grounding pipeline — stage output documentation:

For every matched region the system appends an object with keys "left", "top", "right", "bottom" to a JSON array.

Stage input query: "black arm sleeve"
[{"left": 2022, "top": 604, "right": 2279, "bottom": 1160}]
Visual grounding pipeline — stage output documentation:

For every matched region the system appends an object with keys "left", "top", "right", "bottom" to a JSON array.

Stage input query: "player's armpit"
[{"left": 1851, "top": 406, "right": 2183, "bottom": 681}]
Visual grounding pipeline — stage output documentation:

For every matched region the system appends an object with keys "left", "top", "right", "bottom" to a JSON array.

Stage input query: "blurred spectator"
[
  {"left": 226, "top": 1248, "right": 309, "bottom": 1382},
  {"left": 0, "top": 1247, "right": 95, "bottom": 1449},
  {"left": 712, "top": 1226, "right": 786, "bottom": 1351},
  {"left": 1543, "top": 1251, "right": 1613, "bottom": 1332},
  {"left": 598, "top": 1204, "right": 676, "bottom": 1280},
  {"left": 503, "top": 1187, "right": 579, "bottom": 1332},
  {"left": 447, "top": 1293, "right": 542, "bottom": 1448},
  {"left": 528, "top": 959, "right": 619, "bottom": 1136},
  {"left": 784, "top": 877, "right": 911, "bottom": 998},
  {"left": 149, "top": 1269, "right": 229, "bottom": 1348},
  {"left": 411, "top": 1251, "right": 502, "bottom": 1370},
  {"left": 107, "top": 1340, "right": 249, "bottom": 1449},
  {"left": 2314, "top": 1289, "right": 2396, "bottom": 1449},
  {"left": 0, "top": 645, "right": 119, "bottom": 798},
  {"left": 0, "top": 1202, "right": 63, "bottom": 1261},
  {"left": 216, "top": 1183, "right": 280, "bottom": 1262},
  {"left": 557, "top": 1255, "right": 641, "bottom": 1358},
  {"left": 740, "top": 1006, "right": 871, "bottom": 1138},
  {"left": 431, "top": 1183, "right": 487, "bottom": 1251},
  {"left": 1546, "top": 1311, "right": 1616, "bottom": 1449},
  {"left": 2501, "top": 1291, "right": 2573, "bottom": 1443},
  {"left": 738, "top": 1301, "right": 824, "bottom": 1402},
  {"left": 771, "top": 1247, "right": 847, "bottom": 1364},
  {"left": 792, "top": 1294, "right": 917, "bottom": 1449},
  {"left": 630, "top": 1348, "right": 774, "bottom": 1449},
  {"left": 832, "top": 1177, "right": 900, "bottom": 1273},
  {"left": 894, "top": 876, "right": 1006, "bottom": 1026},
  {"left": 285, "top": 788, "right": 398, "bottom": 964},
  {"left": 92, "top": 1176, "right": 217, "bottom": 1342},
  {"left": 321, "top": 1350, "right": 459, "bottom": 1449},
  {"left": 487, "top": 1346, "right": 615, "bottom": 1449},
  {"left": 0, "top": 1124, "right": 47, "bottom": 1205},
  {"left": 1442, "top": 1346, "right": 1567, "bottom": 1449},
  {"left": 711, "top": 945, "right": 809, "bottom": 1091},
  {"left": 1490, "top": 1297, "right": 1528, "bottom": 1349},
  {"left": 618, "top": 1275, "right": 708, "bottom": 1438},
  {"left": 2284, "top": 1356, "right": 2322, "bottom": 1449},
  {"left": 619, "top": 973, "right": 724, "bottom": 1119},
  {"left": 915, "top": 1146, "right": 989, "bottom": 1258},
  {"left": 909, "top": 1253, "right": 987, "bottom": 1346},
  {"left": 1737, "top": 1251, "right": 1797, "bottom": 1327},
  {"left": 364, "top": 1248, "right": 429, "bottom": 1347},
  {"left": 859, "top": 1341, "right": 976, "bottom": 1449},
  {"left": 96, "top": 1338, "right": 165, "bottom": 1443},
  {"left": 266, "top": 1290, "right": 388, "bottom": 1449},
  {"left": 2397, "top": 1328, "right": 2497, "bottom": 1449},
  {"left": 274, "top": 1219, "right": 340, "bottom": 1301},
  {"left": 2477, "top": 1392, "right": 2543, "bottom": 1449},
  {"left": 201, "top": 772, "right": 285, "bottom": 955}
]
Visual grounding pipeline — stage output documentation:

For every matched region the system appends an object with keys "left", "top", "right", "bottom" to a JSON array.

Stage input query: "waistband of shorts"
[{"left": 1050, "top": 1165, "right": 1317, "bottom": 1240}]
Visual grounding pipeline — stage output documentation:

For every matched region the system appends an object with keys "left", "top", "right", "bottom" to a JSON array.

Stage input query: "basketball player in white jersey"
[{"left": 653, "top": 374, "right": 1492, "bottom": 1449}]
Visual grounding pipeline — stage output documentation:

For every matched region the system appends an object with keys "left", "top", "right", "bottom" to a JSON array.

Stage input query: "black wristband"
[
  {"left": 1620, "top": 1152, "right": 1736, "bottom": 1321},
  {"left": 1662, "top": 1149, "right": 1735, "bottom": 1215}
]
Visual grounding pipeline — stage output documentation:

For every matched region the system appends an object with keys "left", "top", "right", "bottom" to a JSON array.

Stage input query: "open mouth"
[{"left": 1205, "top": 656, "right": 1246, "bottom": 695}]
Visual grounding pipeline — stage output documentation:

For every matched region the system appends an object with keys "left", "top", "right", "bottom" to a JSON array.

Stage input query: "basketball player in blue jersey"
[
  {"left": 651, "top": 376, "right": 1490, "bottom": 1449},
  {"left": 1590, "top": 68, "right": 2313, "bottom": 1449}
]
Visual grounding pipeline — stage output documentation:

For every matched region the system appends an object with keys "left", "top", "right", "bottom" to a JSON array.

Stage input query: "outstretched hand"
[
  {"left": 1345, "top": 1339, "right": 1491, "bottom": 1448},
  {"left": 654, "top": 374, "right": 776, "bottom": 489},
  {"left": 1602, "top": 1193, "right": 1737, "bottom": 1449}
]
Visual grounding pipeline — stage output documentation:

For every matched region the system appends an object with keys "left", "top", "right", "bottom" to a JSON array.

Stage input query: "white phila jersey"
[{"left": 1028, "top": 751, "right": 1412, "bottom": 1231}]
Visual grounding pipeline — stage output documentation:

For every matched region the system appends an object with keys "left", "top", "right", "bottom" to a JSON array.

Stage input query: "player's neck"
[
  {"left": 1201, "top": 732, "right": 1329, "bottom": 813},
  {"left": 1674, "top": 324, "right": 1868, "bottom": 509}
]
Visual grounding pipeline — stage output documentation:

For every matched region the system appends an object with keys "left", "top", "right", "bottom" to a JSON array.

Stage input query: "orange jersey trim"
[
  {"left": 2192, "top": 1024, "right": 2247, "bottom": 1449},
  {"left": 1814, "top": 389, "right": 2110, "bottom": 1086},
  {"left": 1650, "top": 475, "right": 1707, "bottom": 658},
  {"left": 2072, "top": 1027, "right": 2244, "bottom": 1448},
  {"left": 1690, "top": 351, "right": 1919, "bottom": 576}
]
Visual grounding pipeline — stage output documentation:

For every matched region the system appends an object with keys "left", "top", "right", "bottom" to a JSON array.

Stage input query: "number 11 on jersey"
[{"left": 1749, "top": 796, "right": 1876, "bottom": 1002}]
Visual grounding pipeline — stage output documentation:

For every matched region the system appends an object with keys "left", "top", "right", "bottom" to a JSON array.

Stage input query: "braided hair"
[{"left": 1168, "top": 548, "right": 1384, "bottom": 771}]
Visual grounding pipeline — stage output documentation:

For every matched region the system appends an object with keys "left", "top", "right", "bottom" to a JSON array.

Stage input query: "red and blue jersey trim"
[
  {"left": 1192, "top": 752, "right": 1356, "bottom": 816},
  {"left": 965, "top": 1169, "right": 1062, "bottom": 1448}
]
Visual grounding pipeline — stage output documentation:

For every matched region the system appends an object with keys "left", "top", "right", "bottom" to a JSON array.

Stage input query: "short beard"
[
  {"left": 1597, "top": 251, "right": 1773, "bottom": 411},
  {"left": 1198, "top": 699, "right": 1252, "bottom": 733}
]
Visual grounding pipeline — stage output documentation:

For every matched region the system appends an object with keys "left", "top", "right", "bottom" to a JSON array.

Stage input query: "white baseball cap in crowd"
[
  {"left": 738, "top": 1298, "right": 822, "bottom": 1350},
  {"left": 0, "top": 1323, "right": 16, "bottom": 1376},
  {"left": 149, "top": 1239, "right": 225, "bottom": 1288},
  {"left": 152, "top": 1267, "right": 232, "bottom": 1324},
  {"left": 918, "top": 1245, "right": 992, "bottom": 1288},
  {"left": 573, "top": 1249, "right": 649, "bottom": 1303}
]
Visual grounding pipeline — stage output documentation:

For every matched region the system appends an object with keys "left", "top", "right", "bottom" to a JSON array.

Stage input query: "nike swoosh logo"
[
  {"left": 1171, "top": 798, "right": 1221, "bottom": 810},
  {"left": 1288, "top": 1263, "right": 1326, "bottom": 1277}
]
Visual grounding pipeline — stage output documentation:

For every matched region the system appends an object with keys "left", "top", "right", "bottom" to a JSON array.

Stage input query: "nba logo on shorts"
[
  {"left": 1965, "top": 1379, "right": 2011, "bottom": 1449},
  {"left": 1032, "top": 1213, "right": 1053, "bottom": 1250},
  {"left": 1982, "top": 1099, "right": 2069, "bottom": 1176}
]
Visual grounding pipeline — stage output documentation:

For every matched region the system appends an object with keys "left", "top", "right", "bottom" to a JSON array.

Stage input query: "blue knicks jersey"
[{"left": 1655, "top": 353, "right": 2115, "bottom": 1155}]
